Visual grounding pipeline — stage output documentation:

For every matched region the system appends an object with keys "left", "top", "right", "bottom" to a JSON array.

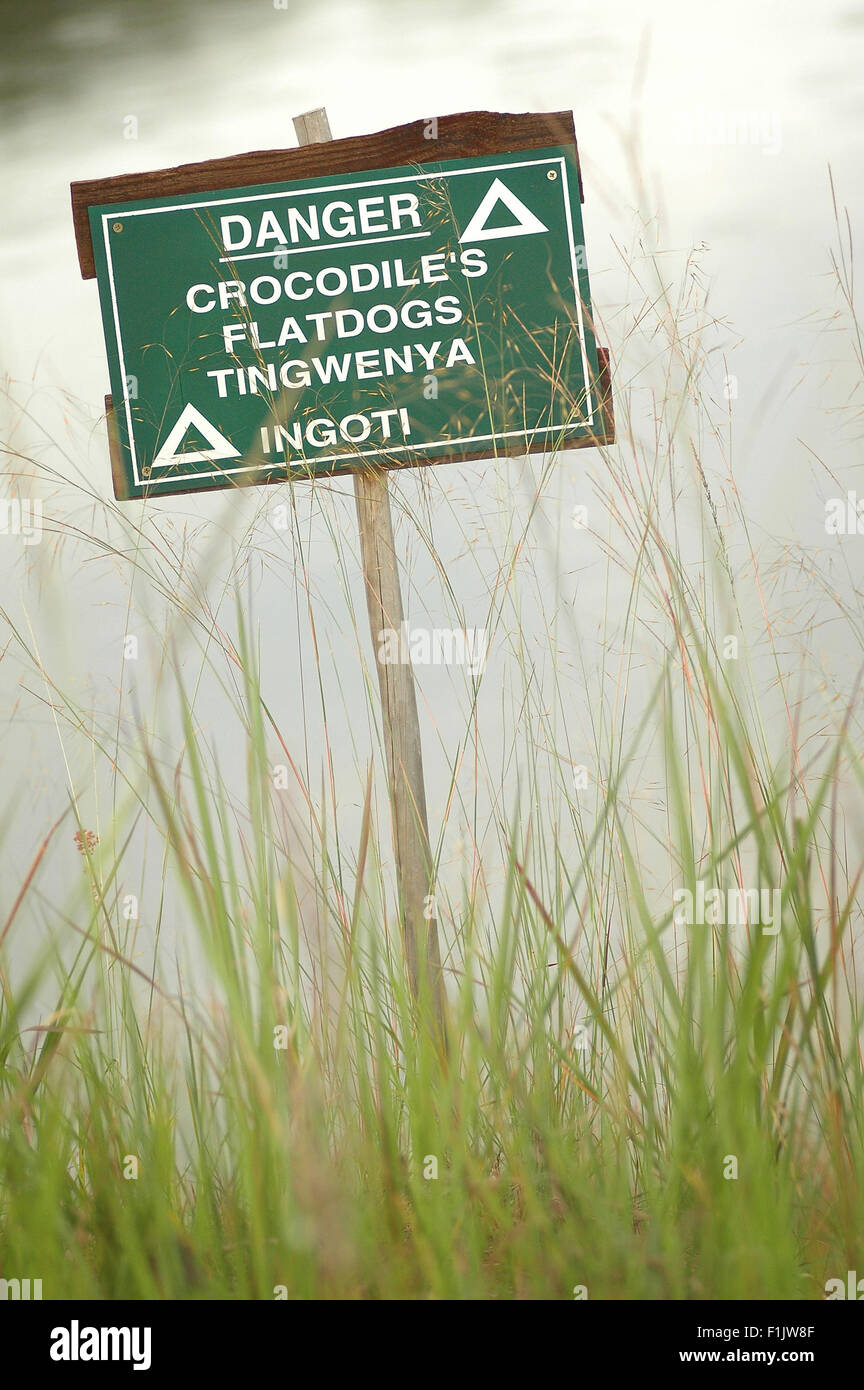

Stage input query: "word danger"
[{"left": 219, "top": 193, "right": 424, "bottom": 252}]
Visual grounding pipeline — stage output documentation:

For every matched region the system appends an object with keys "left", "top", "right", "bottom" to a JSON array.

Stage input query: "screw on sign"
[{"left": 71, "top": 110, "right": 614, "bottom": 1036}]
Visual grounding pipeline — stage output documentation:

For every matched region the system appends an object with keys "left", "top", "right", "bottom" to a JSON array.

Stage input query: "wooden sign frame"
[{"left": 72, "top": 111, "right": 614, "bottom": 499}]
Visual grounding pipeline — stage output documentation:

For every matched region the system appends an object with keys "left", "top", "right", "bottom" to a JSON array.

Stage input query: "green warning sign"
[{"left": 87, "top": 143, "right": 608, "bottom": 498}]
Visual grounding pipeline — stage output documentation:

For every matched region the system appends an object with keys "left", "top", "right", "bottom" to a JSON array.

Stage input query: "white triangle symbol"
[
  {"left": 459, "top": 177, "right": 549, "bottom": 243},
  {"left": 152, "top": 404, "right": 241, "bottom": 469}
]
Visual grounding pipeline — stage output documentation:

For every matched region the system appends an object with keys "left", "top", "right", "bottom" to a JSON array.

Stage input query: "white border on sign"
[{"left": 100, "top": 155, "right": 596, "bottom": 490}]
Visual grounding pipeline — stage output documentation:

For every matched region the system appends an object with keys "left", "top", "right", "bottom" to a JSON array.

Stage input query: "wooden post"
[{"left": 293, "top": 108, "right": 446, "bottom": 1035}]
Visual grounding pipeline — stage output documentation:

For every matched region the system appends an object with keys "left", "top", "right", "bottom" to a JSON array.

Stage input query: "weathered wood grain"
[{"left": 72, "top": 110, "right": 579, "bottom": 279}]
